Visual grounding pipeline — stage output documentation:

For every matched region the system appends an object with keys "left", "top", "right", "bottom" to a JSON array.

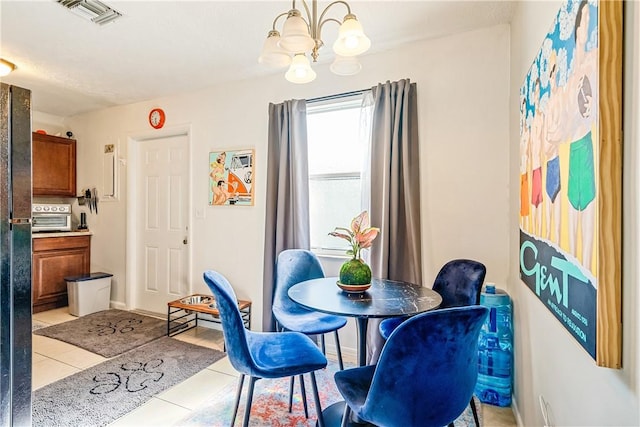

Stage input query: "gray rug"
[
  {"left": 33, "top": 337, "right": 225, "bottom": 427},
  {"left": 33, "top": 309, "right": 168, "bottom": 358}
]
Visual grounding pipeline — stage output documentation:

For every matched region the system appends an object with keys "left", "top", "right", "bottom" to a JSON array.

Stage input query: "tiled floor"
[{"left": 32, "top": 307, "right": 517, "bottom": 426}]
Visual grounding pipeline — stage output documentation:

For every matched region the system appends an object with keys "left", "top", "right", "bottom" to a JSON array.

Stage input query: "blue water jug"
[{"left": 475, "top": 283, "right": 512, "bottom": 407}]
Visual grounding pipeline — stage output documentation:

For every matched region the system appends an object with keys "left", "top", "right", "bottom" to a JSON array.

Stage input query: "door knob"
[{"left": 183, "top": 238, "right": 188, "bottom": 245}]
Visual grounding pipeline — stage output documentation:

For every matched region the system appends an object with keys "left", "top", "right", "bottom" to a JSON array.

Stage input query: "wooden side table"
[{"left": 167, "top": 293, "right": 251, "bottom": 337}]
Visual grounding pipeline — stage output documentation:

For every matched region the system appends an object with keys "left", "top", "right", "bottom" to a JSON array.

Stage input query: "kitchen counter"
[{"left": 32, "top": 230, "right": 92, "bottom": 239}]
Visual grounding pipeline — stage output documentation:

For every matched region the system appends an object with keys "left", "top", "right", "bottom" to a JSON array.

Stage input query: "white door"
[{"left": 135, "top": 134, "right": 189, "bottom": 313}]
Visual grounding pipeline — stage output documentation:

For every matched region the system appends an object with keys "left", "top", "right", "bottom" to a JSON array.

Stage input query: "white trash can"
[{"left": 65, "top": 272, "right": 113, "bottom": 317}]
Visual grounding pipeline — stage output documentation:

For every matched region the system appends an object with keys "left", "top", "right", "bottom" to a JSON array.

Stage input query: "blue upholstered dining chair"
[
  {"left": 379, "top": 258, "right": 486, "bottom": 339},
  {"left": 273, "top": 249, "right": 347, "bottom": 415},
  {"left": 335, "top": 305, "right": 489, "bottom": 427},
  {"left": 203, "top": 270, "right": 327, "bottom": 427},
  {"left": 274, "top": 249, "right": 346, "bottom": 367}
]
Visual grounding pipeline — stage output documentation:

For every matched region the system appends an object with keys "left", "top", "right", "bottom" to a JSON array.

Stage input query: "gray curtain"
[
  {"left": 262, "top": 100, "right": 310, "bottom": 332},
  {"left": 366, "top": 79, "right": 423, "bottom": 363}
]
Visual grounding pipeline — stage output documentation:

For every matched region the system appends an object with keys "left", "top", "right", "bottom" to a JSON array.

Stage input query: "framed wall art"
[
  {"left": 518, "top": 0, "right": 622, "bottom": 368},
  {"left": 209, "top": 148, "right": 255, "bottom": 206}
]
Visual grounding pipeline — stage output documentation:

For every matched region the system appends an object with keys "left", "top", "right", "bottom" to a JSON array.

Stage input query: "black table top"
[{"left": 288, "top": 277, "right": 442, "bottom": 319}]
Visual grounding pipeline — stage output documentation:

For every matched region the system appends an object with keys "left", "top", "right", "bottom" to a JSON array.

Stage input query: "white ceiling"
[{"left": 0, "top": 0, "right": 515, "bottom": 117}]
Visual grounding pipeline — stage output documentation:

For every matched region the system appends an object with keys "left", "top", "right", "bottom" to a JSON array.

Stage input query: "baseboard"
[
  {"left": 512, "top": 395, "right": 523, "bottom": 426},
  {"left": 110, "top": 301, "right": 126, "bottom": 310}
]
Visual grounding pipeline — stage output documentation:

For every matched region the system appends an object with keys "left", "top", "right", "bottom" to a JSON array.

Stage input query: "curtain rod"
[{"left": 307, "top": 88, "right": 370, "bottom": 104}]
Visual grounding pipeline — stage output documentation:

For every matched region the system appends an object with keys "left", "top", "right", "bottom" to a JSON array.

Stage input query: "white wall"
[
  {"left": 32, "top": 111, "right": 65, "bottom": 136},
  {"left": 509, "top": 2, "right": 639, "bottom": 426},
  {"left": 58, "top": 23, "right": 510, "bottom": 358}
]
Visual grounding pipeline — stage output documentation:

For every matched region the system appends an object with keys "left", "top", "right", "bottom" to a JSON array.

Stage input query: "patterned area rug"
[
  {"left": 33, "top": 337, "right": 225, "bottom": 427},
  {"left": 33, "top": 309, "right": 168, "bottom": 357},
  {"left": 177, "top": 361, "right": 483, "bottom": 426}
]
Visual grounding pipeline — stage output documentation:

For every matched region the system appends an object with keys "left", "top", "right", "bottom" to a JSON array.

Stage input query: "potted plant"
[{"left": 329, "top": 211, "right": 379, "bottom": 292}]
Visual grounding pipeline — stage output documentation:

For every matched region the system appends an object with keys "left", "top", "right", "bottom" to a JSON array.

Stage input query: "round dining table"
[
  {"left": 288, "top": 277, "right": 442, "bottom": 367},
  {"left": 289, "top": 277, "right": 442, "bottom": 426}
]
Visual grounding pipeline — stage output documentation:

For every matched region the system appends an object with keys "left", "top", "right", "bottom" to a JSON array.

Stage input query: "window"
[{"left": 307, "top": 94, "right": 370, "bottom": 256}]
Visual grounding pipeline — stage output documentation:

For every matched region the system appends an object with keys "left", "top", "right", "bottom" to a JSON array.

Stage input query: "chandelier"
[{"left": 258, "top": 0, "right": 371, "bottom": 84}]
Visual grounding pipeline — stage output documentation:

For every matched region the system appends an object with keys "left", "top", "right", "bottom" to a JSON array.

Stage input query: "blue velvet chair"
[
  {"left": 203, "top": 270, "right": 327, "bottom": 427},
  {"left": 274, "top": 249, "right": 347, "bottom": 415},
  {"left": 379, "top": 259, "right": 486, "bottom": 339},
  {"left": 335, "top": 305, "right": 489, "bottom": 427}
]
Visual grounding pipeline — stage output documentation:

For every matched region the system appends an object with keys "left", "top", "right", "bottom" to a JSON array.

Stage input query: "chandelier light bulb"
[
  {"left": 285, "top": 54, "right": 317, "bottom": 84},
  {"left": 344, "top": 35, "right": 359, "bottom": 50},
  {"left": 333, "top": 14, "right": 371, "bottom": 57}
]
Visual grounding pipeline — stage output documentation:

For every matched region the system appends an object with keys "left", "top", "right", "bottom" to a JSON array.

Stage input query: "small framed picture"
[{"left": 209, "top": 149, "right": 255, "bottom": 206}]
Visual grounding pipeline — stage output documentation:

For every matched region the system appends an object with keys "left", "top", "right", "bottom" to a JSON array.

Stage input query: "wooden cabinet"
[
  {"left": 32, "top": 235, "right": 90, "bottom": 313},
  {"left": 32, "top": 132, "right": 77, "bottom": 196}
]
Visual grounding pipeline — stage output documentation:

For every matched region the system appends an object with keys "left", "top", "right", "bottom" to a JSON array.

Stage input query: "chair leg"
[
  {"left": 334, "top": 330, "right": 344, "bottom": 370},
  {"left": 299, "top": 374, "right": 309, "bottom": 418},
  {"left": 470, "top": 397, "right": 480, "bottom": 427},
  {"left": 288, "top": 376, "right": 295, "bottom": 412},
  {"left": 231, "top": 374, "right": 244, "bottom": 426},
  {"left": 340, "top": 401, "right": 350, "bottom": 427},
  {"left": 309, "top": 371, "right": 325, "bottom": 427},
  {"left": 320, "top": 334, "right": 326, "bottom": 354},
  {"left": 242, "top": 376, "right": 258, "bottom": 427}
]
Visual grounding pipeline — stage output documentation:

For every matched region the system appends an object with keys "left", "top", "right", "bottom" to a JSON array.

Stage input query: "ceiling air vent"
[{"left": 57, "top": 0, "right": 122, "bottom": 25}]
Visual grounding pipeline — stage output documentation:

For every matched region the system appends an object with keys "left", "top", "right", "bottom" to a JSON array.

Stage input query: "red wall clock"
[{"left": 148, "top": 108, "right": 166, "bottom": 129}]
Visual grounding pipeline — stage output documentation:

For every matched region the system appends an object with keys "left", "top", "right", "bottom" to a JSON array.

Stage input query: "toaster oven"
[{"left": 32, "top": 203, "right": 72, "bottom": 232}]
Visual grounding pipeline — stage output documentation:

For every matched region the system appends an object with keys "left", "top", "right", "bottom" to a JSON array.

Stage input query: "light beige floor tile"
[
  {"left": 482, "top": 403, "right": 517, "bottom": 426},
  {"left": 52, "top": 346, "right": 107, "bottom": 369},
  {"left": 206, "top": 355, "right": 237, "bottom": 377},
  {"left": 176, "top": 326, "right": 223, "bottom": 342},
  {"left": 32, "top": 357, "right": 80, "bottom": 390},
  {"left": 32, "top": 352, "right": 47, "bottom": 364},
  {"left": 107, "top": 397, "right": 191, "bottom": 427},
  {"left": 32, "top": 334, "right": 79, "bottom": 356},
  {"left": 171, "top": 332, "right": 201, "bottom": 346},
  {"left": 194, "top": 327, "right": 223, "bottom": 339},
  {"left": 173, "top": 328, "right": 224, "bottom": 351},
  {"left": 33, "top": 307, "right": 75, "bottom": 325},
  {"left": 155, "top": 369, "right": 236, "bottom": 410}
]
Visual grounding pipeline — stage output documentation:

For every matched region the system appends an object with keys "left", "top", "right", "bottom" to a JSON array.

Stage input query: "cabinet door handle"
[{"left": 183, "top": 238, "right": 188, "bottom": 245}]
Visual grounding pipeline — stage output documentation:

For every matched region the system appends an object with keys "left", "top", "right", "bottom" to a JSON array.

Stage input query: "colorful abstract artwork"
[
  {"left": 518, "top": 0, "right": 622, "bottom": 367},
  {"left": 209, "top": 149, "right": 255, "bottom": 206}
]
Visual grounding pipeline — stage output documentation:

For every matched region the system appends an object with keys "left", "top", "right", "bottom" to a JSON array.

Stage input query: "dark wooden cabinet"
[
  {"left": 32, "top": 132, "right": 77, "bottom": 196},
  {"left": 32, "top": 235, "right": 90, "bottom": 313}
]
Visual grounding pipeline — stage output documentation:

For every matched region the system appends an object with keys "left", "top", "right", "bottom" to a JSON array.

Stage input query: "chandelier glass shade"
[
  {"left": 330, "top": 55, "right": 362, "bottom": 76},
  {"left": 259, "top": 0, "right": 371, "bottom": 84},
  {"left": 258, "top": 31, "right": 292, "bottom": 68},
  {"left": 0, "top": 58, "right": 16, "bottom": 77}
]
